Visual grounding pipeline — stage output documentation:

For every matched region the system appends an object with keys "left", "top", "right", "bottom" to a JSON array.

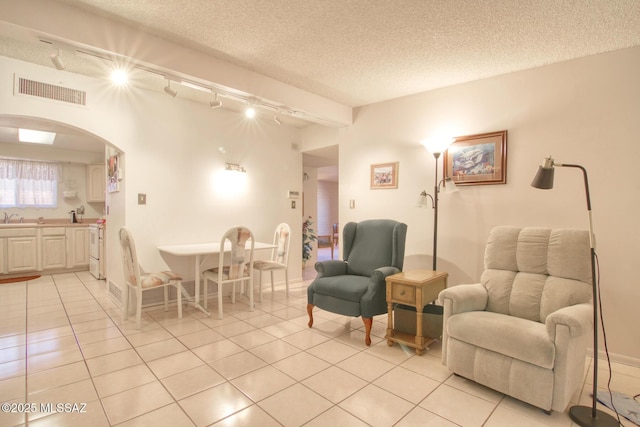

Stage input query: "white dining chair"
[
  {"left": 119, "top": 227, "right": 183, "bottom": 329},
  {"left": 202, "top": 226, "right": 255, "bottom": 319},
  {"left": 253, "top": 223, "right": 291, "bottom": 301}
]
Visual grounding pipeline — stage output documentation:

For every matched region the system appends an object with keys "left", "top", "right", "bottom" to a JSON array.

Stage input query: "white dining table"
[{"left": 158, "top": 241, "right": 276, "bottom": 316}]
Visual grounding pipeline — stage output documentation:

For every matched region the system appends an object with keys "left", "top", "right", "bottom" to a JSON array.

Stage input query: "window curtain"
[{"left": 0, "top": 159, "right": 60, "bottom": 208}]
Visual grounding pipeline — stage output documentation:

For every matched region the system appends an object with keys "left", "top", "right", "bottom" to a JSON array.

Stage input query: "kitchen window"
[{"left": 0, "top": 159, "right": 59, "bottom": 208}]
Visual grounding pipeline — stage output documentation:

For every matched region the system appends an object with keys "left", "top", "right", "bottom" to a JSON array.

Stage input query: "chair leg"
[
  {"left": 136, "top": 289, "right": 143, "bottom": 329},
  {"left": 270, "top": 271, "right": 275, "bottom": 294},
  {"left": 122, "top": 286, "right": 129, "bottom": 320},
  {"left": 259, "top": 270, "right": 263, "bottom": 303},
  {"left": 231, "top": 283, "right": 236, "bottom": 304},
  {"left": 248, "top": 278, "right": 254, "bottom": 311},
  {"left": 362, "top": 317, "right": 373, "bottom": 346},
  {"left": 203, "top": 277, "right": 208, "bottom": 309},
  {"left": 163, "top": 287, "right": 169, "bottom": 312},
  {"left": 307, "top": 304, "right": 314, "bottom": 328},
  {"left": 176, "top": 283, "right": 183, "bottom": 319},
  {"left": 217, "top": 282, "right": 224, "bottom": 320},
  {"left": 284, "top": 270, "right": 289, "bottom": 297}
]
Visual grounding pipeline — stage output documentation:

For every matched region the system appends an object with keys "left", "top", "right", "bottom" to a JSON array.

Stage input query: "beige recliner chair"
[{"left": 439, "top": 226, "right": 593, "bottom": 412}]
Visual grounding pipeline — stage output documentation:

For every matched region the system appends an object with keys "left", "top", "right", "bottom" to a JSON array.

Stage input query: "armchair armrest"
[
  {"left": 314, "top": 260, "right": 347, "bottom": 278},
  {"left": 545, "top": 303, "right": 593, "bottom": 341},
  {"left": 438, "top": 284, "right": 488, "bottom": 315},
  {"left": 360, "top": 266, "right": 400, "bottom": 318},
  {"left": 371, "top": 266, "right": 401, "bottom": 284}
]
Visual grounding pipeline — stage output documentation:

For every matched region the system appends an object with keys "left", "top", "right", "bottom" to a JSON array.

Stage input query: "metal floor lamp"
[
  {"left": 418, "top": 137, "right": 457, "bottom": 271},
  {"left": 531, "top": 156, "right": 617, "bottom": 427}
]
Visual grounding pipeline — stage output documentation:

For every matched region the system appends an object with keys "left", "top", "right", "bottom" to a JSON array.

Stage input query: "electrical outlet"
[
  {"left": 138, "top": 193, "right": 147, "bottom": 205},
  {"left": 291, "top": 200, "right": 296, "bottom": 209}
]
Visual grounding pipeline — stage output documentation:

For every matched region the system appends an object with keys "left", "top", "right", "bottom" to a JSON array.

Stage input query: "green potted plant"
[{"left": 302, "top": 216, "right": 317, "bottom": 266}]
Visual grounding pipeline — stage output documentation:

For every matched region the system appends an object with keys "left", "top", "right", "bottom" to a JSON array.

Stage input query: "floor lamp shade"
[{"left": 531, "top": 166, "right": 555, "bottom": 189}]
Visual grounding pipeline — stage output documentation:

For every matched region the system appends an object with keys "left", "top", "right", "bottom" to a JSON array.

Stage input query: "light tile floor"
[{"left": 0, "top": 271, "right": 638, "bottom": 427}]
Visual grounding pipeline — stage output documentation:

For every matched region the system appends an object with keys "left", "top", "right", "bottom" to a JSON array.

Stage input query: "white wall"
[
  {"left": 0, "top": 56, "right": 304, "bottom": 290},
  {"left": 309, "top": 46, "right": 640, "bottom": 364},
  {"left": 317, "top": 180, "right": 338, "bottom": 236}
]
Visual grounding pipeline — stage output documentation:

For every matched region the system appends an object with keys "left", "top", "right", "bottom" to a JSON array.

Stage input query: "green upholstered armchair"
[{"left": 306, "top": 219, "right": 407, "bottom": 345}]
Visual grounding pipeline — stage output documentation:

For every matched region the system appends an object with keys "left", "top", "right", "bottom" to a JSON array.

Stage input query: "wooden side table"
[{"left": 385, "top": 269, "right": 448, "bottom": 355}]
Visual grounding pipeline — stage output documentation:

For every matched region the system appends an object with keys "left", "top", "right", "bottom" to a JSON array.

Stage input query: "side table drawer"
[{"left": 391, "top": 283, "right": 415, "bottom": 304}]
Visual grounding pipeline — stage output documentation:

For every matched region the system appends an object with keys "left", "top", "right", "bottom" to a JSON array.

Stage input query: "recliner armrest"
[
  {"left": 314, "top": 260, "right": 347, "bottom": 277},
  {"left": 438, "top": 284, "right": 488, "bottom": 315},
  {"left": 545, "top": 303, "right": 593, "bottom": 340}
]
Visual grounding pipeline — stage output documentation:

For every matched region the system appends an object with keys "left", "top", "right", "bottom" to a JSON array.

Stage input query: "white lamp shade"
[{"left": 421, "top": 136, "right": 455, "bottom": 154}]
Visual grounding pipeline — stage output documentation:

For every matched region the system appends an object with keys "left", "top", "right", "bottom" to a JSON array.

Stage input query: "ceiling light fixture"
[
  {"left": 225, "top": 163, "right": 246, "bottom": 173},
  {"left": 245, "top": 98, "right": 258, "bottom": 118},
  {"left": 163, "top": 80, "right": 177, "bottom": 97},
  {"left": 274, "top": 114, "right": 282, "bottom": 125},
  {"left": 209, "top": 93, "right": 222, "bottom": 109},
  {"left": 245, "top": 106, "right": 256, "bottom": 119},
  {"left": 110, "top": 69, "right": 129, "bottom": 86},
  {"left": 18, "top": 128, "right": 56, "bottom": 144},
  {"left": 50, "top": 49, "right": 65, "bottom": 70}
]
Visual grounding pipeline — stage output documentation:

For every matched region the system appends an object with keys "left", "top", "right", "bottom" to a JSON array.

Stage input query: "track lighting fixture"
[
  {"left": 225, "top": 163, "right": 246, "bottom": 173},
  {"left": 209, "top": 93, "right": 222, "bottom": 109},
  {"left": 245, "top": 106, "right": 256, "bottom": 119},
  {"left": 50, "top": 49, "right": 65, "bottom": 70},
  {"left": 163, "top": 80, "right": 177, "bottom": 97},
  {"left": 274, "top": 115, "right": 282, "bottom": 125}
]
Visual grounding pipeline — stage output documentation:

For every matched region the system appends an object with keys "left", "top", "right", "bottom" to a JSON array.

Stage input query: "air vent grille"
[
  {"left": 17, "top": 77, "right": 86, "bottom": 105},
  {"left": 108, "top": 280, "right": 122, "bottom": 304}
]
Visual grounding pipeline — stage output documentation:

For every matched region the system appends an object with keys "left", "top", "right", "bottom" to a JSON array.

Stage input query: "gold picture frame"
[
  {"left": 370, "top": 162, "right": 399, "bottom": 189},
  {"left": 444, "top": 130, "right": 507, "bottom": 186}
]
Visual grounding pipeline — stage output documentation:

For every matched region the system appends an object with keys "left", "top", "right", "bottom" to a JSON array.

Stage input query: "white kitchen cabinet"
[
  {"left": 0, "top": 239, "right": 6, "bottom": 274},
  {"left": 7, "top": 236, "right": 38, "bottom": 273},
  {"left": 87, "top": 163, "right": 106, "bottom": 203},
  {"left": 42, "top": 227, "right": 67, "bottom": 270},
  {"left": 67, "top": 227, "right": 90, "bottom": 268}
]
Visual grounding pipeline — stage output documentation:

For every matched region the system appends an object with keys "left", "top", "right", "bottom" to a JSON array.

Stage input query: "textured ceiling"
[
  {"left": 0, "top": 0, "right": 639, "bottom": 157},
  {"left": 51, "top": 0, "right": 640, "bottom": 107}
]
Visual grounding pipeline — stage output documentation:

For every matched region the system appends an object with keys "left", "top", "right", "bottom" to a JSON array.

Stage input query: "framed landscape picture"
[
  {"left": 370, "top": 162, "right": 398, "bottom": 189},
  {"left": 444, "top": 130, "right": 507, "bottom": 185}
]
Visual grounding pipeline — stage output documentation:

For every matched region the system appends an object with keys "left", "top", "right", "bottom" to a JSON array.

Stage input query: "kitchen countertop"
[{"left": 0, "top": 219, "right": 100, "bottom": 228}]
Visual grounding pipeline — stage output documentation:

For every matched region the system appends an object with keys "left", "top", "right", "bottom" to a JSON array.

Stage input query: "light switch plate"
[{"left": 138, "top": 193, "right": 147, "bottom": 205}]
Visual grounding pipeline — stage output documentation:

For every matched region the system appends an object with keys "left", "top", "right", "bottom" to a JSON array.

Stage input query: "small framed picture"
[
  {"left": 370, "top": 162, "right": 399, "bottom": 189},
  {"left": 444, "top": 130, "right": 507, "bottom": 186}
]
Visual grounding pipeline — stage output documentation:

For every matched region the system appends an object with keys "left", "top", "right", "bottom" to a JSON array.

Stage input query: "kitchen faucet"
[{"left": 3, "top": 213, "right": 19, "bottom": 224}]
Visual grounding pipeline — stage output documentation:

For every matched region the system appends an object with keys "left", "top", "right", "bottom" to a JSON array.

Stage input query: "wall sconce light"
[
  {"left": 225, "top": 163, "right": 246, "bottom": 173},
  {"left": 210, "top": 93, "right": 222, "bottom": 109},
  {"left": 163, "top": 80, "right": 177, "bottom": 97},
  {"left": 50, "top": 49, "right": 65, "bottom": 70}
]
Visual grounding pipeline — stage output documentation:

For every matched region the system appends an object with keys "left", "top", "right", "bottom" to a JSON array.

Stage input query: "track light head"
[
  {"left": 245, "top": 106, "right": 256, "bottom": 118},
  {"left": 209, "top": 93, "right": 222, "bottom": 109},
  {"left": 164, "top": 81, "right": 177, "bottom": 97},
  {"left": 50, "top": 50, "right": 65, "bottom": 70}
]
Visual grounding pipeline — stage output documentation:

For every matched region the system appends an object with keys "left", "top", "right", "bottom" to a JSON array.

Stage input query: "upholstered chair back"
[
  {"left": 343, "top": 219, "right": 407, "bottom": 277},
  {"left": 481, "top": 226, "right": 592, "bottom": 323}
]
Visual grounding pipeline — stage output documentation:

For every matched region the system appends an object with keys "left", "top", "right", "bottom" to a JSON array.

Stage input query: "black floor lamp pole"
[
  {"left": 432, "top": 152, "right": 440, "bottom": 271},
  {"left": 563, "top": 164, "right": 617, "bottom": 427},
  {"left": 532, "top": 159, "right": 617, "bottom": 427}
]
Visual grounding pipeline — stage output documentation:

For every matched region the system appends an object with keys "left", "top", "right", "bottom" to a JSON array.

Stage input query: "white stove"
[{"left": 89, "top": 224, "right": 105, "bottom": 279}]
